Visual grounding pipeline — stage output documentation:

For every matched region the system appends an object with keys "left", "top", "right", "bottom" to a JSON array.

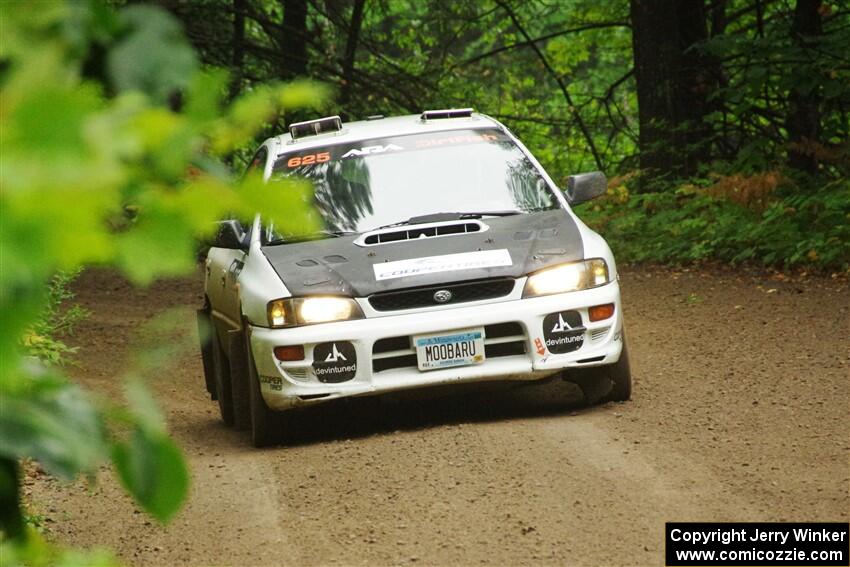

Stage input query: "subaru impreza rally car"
[{"left": 197, "top": 109, "right": 631, "bottom": 446}]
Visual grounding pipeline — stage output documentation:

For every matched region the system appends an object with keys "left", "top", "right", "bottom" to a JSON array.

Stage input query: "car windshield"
[{"left": 270, "top": 128, "right": 559, "bottom": 235}]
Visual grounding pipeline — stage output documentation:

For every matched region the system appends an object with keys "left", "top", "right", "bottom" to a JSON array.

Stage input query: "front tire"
[
  {"left": 196, "top": 308, "right": 217, "bottom": 400},
  {"left": 603, "top": 338, "right": 632, "bottom": 402},
  {"left": 228, "top": 329, "right": 251, "bottom": 431},
  {"left": 245, "top": 336, "right": 284, "bottom": 447},
  {"left": 211, "top": 329, "right": 235, "bottom": 426}
]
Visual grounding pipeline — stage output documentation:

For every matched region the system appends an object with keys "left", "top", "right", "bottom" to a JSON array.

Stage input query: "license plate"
[{"left": 414, "top": 328, "right": 486, "bottom": 371}]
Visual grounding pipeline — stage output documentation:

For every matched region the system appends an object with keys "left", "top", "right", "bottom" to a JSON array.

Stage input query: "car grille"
[
  {"left": 372, "top": 322, "right": 527, "bottom": 373},
  {"left": 368, "top": 278, "right": 516, "bottom": 312}
]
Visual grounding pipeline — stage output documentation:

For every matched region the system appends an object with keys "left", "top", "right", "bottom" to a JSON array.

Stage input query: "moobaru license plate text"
[{"left": 415, "top": 329, "right": 485, "bottom": 370}]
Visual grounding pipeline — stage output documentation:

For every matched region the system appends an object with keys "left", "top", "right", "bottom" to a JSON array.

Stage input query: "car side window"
[{"left": 247, "top": 147, "right": 268, "bottom": 175}]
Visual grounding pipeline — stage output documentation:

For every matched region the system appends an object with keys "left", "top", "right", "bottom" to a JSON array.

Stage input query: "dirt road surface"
[{"left": 27, "top": 267, "right": 849, "bottom": 566}]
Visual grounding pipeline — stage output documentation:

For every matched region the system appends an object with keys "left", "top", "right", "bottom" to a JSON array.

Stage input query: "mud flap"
[
  {"left": 228, "top": 329, "right": 251, "bottom": 431},
  {"left": 196, "top": 308, "right": 217, "bottom": 400}
]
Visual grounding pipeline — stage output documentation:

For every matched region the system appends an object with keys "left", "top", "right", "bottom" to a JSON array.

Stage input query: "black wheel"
[
  {"left": 603, "top": 338, "right": 632, "bottom": 402},
  {"left": 227, "top": 329, "right": 251, "bottom": 431},
  {"left": 245, "top": 337, "right": 284, "bottom": 447},
  {"left": 211, "top": 328, "right": 235, "bottom": 426},
  {"left": 566, "top": 336, "right": 632, "bottom": 405},
  {"left": 196, "top": 308, "right": 217, "bottom": 400}
]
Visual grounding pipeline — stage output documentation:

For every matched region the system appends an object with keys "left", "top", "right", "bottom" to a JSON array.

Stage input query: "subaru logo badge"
[{"left": 433, "top": 289, "right": 453, "bottom": 303}]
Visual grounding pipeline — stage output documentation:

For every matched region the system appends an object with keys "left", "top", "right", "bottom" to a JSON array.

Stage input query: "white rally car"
[{"left": 197, "top": 109, "right": 631, "bottom": 446}]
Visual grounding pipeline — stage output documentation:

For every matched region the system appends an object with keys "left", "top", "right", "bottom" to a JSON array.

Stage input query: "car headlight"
[
  {"left": 267, "top": 297, "right": 364, "bottom": 327},
  {"left": 522, "top": 259, "right": 610, "bottom": 297}
]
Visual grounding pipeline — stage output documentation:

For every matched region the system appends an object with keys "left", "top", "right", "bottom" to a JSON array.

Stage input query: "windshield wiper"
[
  {"left": 373, "top": 210, "right": 522, "bottom": 231},
  {"left": 266, "top": 230, "right": 357, "bottom": 245},
  {"left": 457, "top": 210, "right": 523, "bottom": 219}
]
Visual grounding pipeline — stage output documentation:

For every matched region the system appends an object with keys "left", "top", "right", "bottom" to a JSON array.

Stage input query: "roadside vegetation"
[{"left": 578, "top": 175, "right": 849, "bottom": 270}]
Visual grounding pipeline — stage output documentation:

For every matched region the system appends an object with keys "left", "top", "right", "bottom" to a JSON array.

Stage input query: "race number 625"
[{"left": 287, "top": 152, "right": 330, "bottom": 168}]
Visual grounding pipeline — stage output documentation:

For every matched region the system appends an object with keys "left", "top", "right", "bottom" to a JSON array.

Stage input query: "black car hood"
[{"left": 261, "top": 209, "right": 584, "bottom": 297}]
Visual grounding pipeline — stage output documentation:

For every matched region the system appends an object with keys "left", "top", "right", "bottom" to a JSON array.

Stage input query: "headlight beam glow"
[
  {"left": 523, "top": 259, "right": 610, "bottom": 297},
  {"left": 267, "top": 297, "right": 364, "bottom": 327}
]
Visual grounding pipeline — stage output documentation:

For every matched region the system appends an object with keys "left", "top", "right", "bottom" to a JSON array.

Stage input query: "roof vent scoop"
[
  {"left": 289, "top": 116, "right": 343, "bottom": 140},
  {"left": 355, "top": 219, "right": 487, "bottom": 246},
  {"left": 420, "top": 108, "right": 474, "bottom": 121}
]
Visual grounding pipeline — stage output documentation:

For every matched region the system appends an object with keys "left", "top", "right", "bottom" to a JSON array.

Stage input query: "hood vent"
[{"left": 355, "top": 219, "right": 487, "bottom": 247}]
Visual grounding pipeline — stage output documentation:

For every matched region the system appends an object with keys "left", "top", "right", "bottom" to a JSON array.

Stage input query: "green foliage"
[
  {"left": 108, "top": 5, "right": 198, "bottom": 103},
  {"left": 112, "top": 426, "right": 188, "bottom": 523},
  {"left": 578, "top": 178, "right": 850, "bottom": 271},
  {"left": 698, "top": 1, "right": 850, "bottom": 175},
  {"left": 23, "top": 512, "right": 46, "bottom": 533},
  {"left": 0, "top": 0, "right": 327, "bottom": 552},
  {"left": 23, "top": 271, "right": 89, "bottom": 366},
  {"left": 0, "top": 372, "right": 106, "bottom": 482},
  {"left": 1, "top": 530, "right": 117, "bottom": 567}
]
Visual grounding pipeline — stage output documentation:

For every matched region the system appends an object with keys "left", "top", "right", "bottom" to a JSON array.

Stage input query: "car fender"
[
  {"left": 238, "top": 216, "right": 290, "bottom": 327},
  {"left": 570, "top": 213, "right": 617, "bottom": 280}
]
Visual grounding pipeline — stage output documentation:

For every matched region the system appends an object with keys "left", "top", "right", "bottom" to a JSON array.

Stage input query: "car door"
[{"left": 206, "top": 226, "right": 248, "bottom": 334}]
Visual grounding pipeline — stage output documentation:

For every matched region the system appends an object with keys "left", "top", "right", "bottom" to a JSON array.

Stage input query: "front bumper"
[{"left": 249, "top": 282, "right": 623, "bottom": 410}]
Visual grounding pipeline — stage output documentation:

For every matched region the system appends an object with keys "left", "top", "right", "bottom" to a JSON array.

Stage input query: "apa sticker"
[
  {"left": 373, "top": 249, "right": 512, "bottom": 281},
  {"left": 341, "top": 144, "right": 404, "bottom": 158},
  {"left": 312, "top": 341, "right": 357, "bottom": 383},
  {"left": 541, "top": 311, "right": 586, "bottom": 354}
]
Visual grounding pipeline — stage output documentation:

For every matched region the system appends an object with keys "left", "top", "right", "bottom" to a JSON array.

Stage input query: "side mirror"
[
  {"left": 565, "top": 171, "right": 607, "bottom": 205},
  {"left": 213, "top": 220, "right": 248, "bottom": 250}
]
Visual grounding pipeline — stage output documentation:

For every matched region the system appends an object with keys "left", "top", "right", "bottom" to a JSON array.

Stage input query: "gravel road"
[{"left": 27, "top": 266, "right": 849, "bottom": 566}]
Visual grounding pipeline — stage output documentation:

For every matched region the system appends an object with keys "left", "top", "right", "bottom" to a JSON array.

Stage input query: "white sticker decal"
[{"left": 373, "top": 249, "right": 512, "bottom": 281}]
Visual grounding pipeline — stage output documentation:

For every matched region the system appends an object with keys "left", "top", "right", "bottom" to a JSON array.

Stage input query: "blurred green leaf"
[
  {"left": 123, "top": 380, "right": 166, "bottom": 433},
  {"left": 0, "top": 524, "right": 119, "bottom": 567},
  {"left": 4, "top": 83, "right": 103, "bottom": 157},
  {"left": 184, "top": 70, "right": 229, "bottom": 124},
  {"left": 0, "top": 371, "right": 106, "bottom": 480},
  {"left": 276, "top": 79, "right": 332, "bottom": 109},
  {"left": 112, "top": 427, "right": 188, "bottom": 524},
  {"left": 114, "top": 208, "right": 198, "bottom": 285},
  {"left": 108, "top": 5, "right": 197, "bottom": 103},
  {"left": 237, "top": 174, "right": 321, "bottom": 235}
]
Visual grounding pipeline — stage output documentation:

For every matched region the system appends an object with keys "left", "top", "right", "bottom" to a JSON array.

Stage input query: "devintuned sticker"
[
  {"left": 373, "top": 249, "right": 512, "bottom": 281},
  {"left": 542, "top": 311, "right": 585, "bottom": 354},
  {"left": 312, "top": 341, "right": 357, "bottom": 383}
]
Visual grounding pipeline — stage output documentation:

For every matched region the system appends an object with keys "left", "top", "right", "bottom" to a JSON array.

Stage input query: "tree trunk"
[
  {"left": 279, "top": 0, "right": 308, "bottom": 79},
  {"left": 340, "top": 0, "right": 367, "bottom": 109},
  {"left": 786, "top": 0, "right": 823, "bottom": 175},
  {"left": 230, "top": 0, "right": 246, "bottom": 98},
  {"left": 675, "top": 0, "right": 713, "bottom": 174},
  {"left": 630, "top": 0, "right": 714, "bottom": 185},
  {"left": 710, "top": 0, "right": 727, "bottom": 36}
]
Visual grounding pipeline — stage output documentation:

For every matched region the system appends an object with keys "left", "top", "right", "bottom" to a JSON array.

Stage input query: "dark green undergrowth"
[{"left": 577, "top": 178, "right": 850, "bottom": 272}]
